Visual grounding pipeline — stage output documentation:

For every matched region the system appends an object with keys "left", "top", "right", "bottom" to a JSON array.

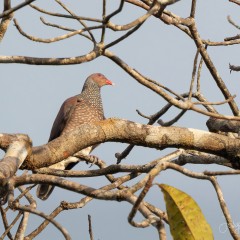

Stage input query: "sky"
[{"left": 1, "top": 0, "right": 240, "bottom": 239}]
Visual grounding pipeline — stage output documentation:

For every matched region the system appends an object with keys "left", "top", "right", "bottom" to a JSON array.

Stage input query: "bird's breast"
[{"left": 62, "top": 102, "right": 104, "bottom": 135}]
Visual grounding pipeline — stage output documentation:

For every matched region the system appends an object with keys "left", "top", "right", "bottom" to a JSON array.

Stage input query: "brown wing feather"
[{"left": 48, "top": 95, "right": 78, "bottom": 142}]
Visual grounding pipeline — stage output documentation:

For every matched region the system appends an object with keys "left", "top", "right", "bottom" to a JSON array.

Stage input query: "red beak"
[{"left": 106, "top": 79, "right": 114, "bottom": 85}]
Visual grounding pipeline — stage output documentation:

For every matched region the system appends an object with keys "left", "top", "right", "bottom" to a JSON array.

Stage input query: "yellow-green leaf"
[{"left": 159, "top": 184, "right": 213, "bottom": 240}]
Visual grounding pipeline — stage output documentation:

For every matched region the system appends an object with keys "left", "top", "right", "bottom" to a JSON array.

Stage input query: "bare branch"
[
  {"left": 15, "top": 212, "right": 30, "bottom": 240},
  {"left": 128, "top": 176, "right": 155, "bottom": 228},
  {"left": 229, "top": 0, "right": 240, "bottom": 6},
  {"left": 10, "top": 119, "right": 240, "bottom": 170},
  {"left": 0, "top": 49, "right": 100, "bottom": 65},
  {"left": 104, "top": 22, "right": 144, "bottom": 49},
  {"left": 107, "top": 2, "right": 160, "bottom": 31},
  {"left": 227, "top": 15, "right": 240, "bottom": 30},
  {"left": 0, "top": 0, "right": 37, "bottom": 19},
  {"left": 14, "top": 204, "right": 71, "bottom": 240},
  {"left": 210, "top": 177, "right": 240, "bottom": 239},
  {"left": 40, "top": 17, "right": 92, "bottom": 41},
  {"left": 0, "top": 135, "right": 31, "bottom": 180},
  {"left": 104, "top": 50, "right": 240, "bottom": 120},
  {"left": 104, "top": 0, "right": 125, "bottom": 22},
  {"left": 206, "top": 117, "right": 240, "bottom": 134},
  {"left": 188, "top": 49, "right": 199, "bottom": 100},
  {"left": 30, "top": 3, "right": 102, "bottom": 22},
  {"left": 26, "top": 172, "right": 140, "bottom": 238},
  {"left": 14, "top": 18, "right": 102, "bottom": 43},
  {"left": 188, "top": 19, "right": 239, "bottom": 115},
  {"left": 197, "top": 52, "right": 205, "bottom": 93},
  {"left": 100, "top": 0, "right": 107, "bottom": 43},
  {"left": 0, "top": 206, "right": 19, "bottom": 240},
  {"left": 158, "top": 109, "right": 186, "bottom": 126},
  {"left": 55, "top": 0, "right": 96, "bottom": 45},
  {"left": 190, "top": 0, "right": 197, "bottom": 18},
  {"left": 193, "top": 95, "right": 236, "bottom": 106},
  {"left": 88, "top": 215, "right": 94, "bottom": 240},
  {"left": 0, "top": 0, "right": 13, "bottom": 41},
  {"left": 229, "top": 63, "right": 240, "bottom": 72}
]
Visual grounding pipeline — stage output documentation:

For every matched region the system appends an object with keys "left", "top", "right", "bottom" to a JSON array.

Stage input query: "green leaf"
[{"left": 159, "top": 184, "right": 213, "bottom": 240}]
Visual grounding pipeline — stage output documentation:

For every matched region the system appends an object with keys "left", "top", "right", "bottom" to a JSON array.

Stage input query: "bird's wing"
[{"left": 48, "top": 95, "right": 78, "bottom": 142}]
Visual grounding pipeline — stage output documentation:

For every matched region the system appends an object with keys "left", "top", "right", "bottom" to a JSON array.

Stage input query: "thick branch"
[
  {"left": 0, "top": 135, "right": 32, "bottom": 179},
  {"left": 207, "top": 117, "right": 240, "bottom": 133},
  {"left": 11, "top": 118, "right": 240, "bottom": 170},
  {"left": 0, "top": 0, "right": 13, "bottom": 41}
]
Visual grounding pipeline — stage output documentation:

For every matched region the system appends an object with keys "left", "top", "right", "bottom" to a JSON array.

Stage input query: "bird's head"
[{"left": 88, "top": 73, "right": 114, "bottom": 87}]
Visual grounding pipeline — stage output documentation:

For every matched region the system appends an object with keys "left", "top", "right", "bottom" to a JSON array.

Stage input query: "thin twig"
[
  {"left": 100, "top": 0, "right": 106, "bottom": 43},
  {"left": 209, "top": 177, "right": 240, "bottom": 239},
  {"left": 190, "top": 0, "right": 197, "bottom": 18},
  {"left": 188, "top": 49, "right": 199, "bottom": 100},
  {"left": 107, "top": 2, "right": 160, "bottom": 31},
  {"left": 5, "top": 184, "right": 35, "bottom": 212},
  {"left": 88, "top": 215, "right": 94, "bottom": 240},
  {"left": 0, "top": 206, "right": 15, "bottom": 240},
  {"left": 40, "top": 17, "right": 92, "bottom": 41},
  {"left": 26, "top": 172, "right": 140, "bottom": 238},
  {"left": 104, "top": 22, "right": 144, "bottom": 49},
  {"left": 227, "top": 15, "right": 240, "bottom": 30},
  {"left": 30, "top": 3, "right": 102, "bottom": 22},
  {"left": 104, "top": 0, "right": 124, "bottom": 22},
  {"left": 193, "top": 95, "right": 236, "bottom": 106},
  {"left": 196, "top": 54, "right": 205, "bottom": 93},
  {"left": 14, "top": 18, "right": 102, "bottom": 43},
  {"left": 128, "top": 176, "right": 154, "bottom": 227},
  {"left": 15, "top": 204, "right": 71, "bottom": 240},
  {"left": 15, "top": 212, "right": 30, "bottom": 240},
  {"left": 158, "top": 110, "right": 186, "bottom": 126},
  {"left": 0, "top": 210, "right": 23, "bottom": 240},
  {"left": 55, "top": 0, "right": 96, "bottom": 45}
]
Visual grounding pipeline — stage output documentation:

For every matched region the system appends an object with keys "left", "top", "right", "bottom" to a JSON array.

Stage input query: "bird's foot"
[
  {"left": 75, "top": 152, "right": 100, "bottom": 167},
  {"left": 88, "top": 155, "right": 100, "bottom": 167}
]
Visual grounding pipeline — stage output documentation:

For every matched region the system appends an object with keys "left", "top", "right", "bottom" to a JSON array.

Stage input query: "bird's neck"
[{"left": 81, "top": 84, "right": 103, "bottom": 110}]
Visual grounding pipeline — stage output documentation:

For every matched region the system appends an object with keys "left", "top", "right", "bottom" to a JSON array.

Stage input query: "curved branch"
[
  {"left": 40, "top": 17, "right": 92, "bottom": 41},
  {"left": 0, "top": 49, "right": 100, "bottom": 65},
  {"left": 107, "top": 2, "right": 160, "bottom": 31},
  {"left": 15, "top": 204, "right": 71, "bottom": 240},
  {"left": 30, "top": 3, "right": 102, "bottom": 22},
  {"left": 14, "top": 18, "right": 103, "bottom": 43},
  {"left": 6, "top": 118, "right": 239, "bottom": 170},
  {"left": 0, "top": 135, "right": 31, "bottom": 180}
]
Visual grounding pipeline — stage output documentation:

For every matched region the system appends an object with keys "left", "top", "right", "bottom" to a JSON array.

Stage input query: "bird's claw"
[{"left": 88, "top": 155, "right": 99, "bottom": 168}]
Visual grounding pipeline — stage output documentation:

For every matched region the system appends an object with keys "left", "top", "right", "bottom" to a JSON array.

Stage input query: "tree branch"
[
  {"left": 0, "top": 118, "right": 236, "bottom": 170},
  {"left": 0, "top": 0, "right": 37, "bottom": 19}
]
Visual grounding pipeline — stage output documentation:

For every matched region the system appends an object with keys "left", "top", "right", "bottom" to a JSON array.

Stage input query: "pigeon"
[{"left": 36, "top": 73, "right": 113, "bottom": 200}]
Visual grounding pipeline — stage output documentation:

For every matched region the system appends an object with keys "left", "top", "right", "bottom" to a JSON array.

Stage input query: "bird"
[{"left": 36, "top": 73, "right": 113, "bottom": 200}]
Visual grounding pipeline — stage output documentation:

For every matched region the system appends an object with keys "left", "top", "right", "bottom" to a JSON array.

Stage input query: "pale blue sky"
[{"left": 1, "top": 0, "right": 240, "bottom": 239}]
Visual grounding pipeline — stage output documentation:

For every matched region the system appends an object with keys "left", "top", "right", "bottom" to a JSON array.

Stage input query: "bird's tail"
[{"left": 36, "top": 184, "right": 55, "bottom": 200}]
